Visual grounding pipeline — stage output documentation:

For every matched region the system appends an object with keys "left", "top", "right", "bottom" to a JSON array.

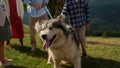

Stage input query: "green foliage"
[
  {"left": 47, "top": 0, "right": 64, "bottom": 17},
  {"left": 102, "top": 32, "right": 107, "bottom": 38},
  {"left": 86, "top": 18, "right": 120, "bottom": 37}
]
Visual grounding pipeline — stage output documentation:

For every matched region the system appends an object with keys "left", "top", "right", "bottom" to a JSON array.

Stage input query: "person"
[
  {"left": 3, "top": 0, "right": 24, "bottom": 46},
  {"left": 59, "top": 0, "right": 90, "bottom": 57},
  {"left": 0, "top": 2, "right": 12, "bottom": 67},
  {"left": 26, "top": 0, "right": 49, "bottom": 52}
]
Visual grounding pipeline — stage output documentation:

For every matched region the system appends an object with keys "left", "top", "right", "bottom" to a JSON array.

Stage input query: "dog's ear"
[
  {"left": 34, "top": 20, "right": 45, "bottom": 33},
  {"left": 56, "top": 15, "right": 64, "bottom": 23}
]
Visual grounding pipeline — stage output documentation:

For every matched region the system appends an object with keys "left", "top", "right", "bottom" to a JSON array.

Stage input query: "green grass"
[{"left": 1, "top": 25, "right": 120, "bottom": 68}]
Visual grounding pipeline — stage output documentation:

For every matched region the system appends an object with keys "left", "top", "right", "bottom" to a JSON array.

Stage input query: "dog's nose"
[{"left": 41, "top": 34, "right": 47, "bottom": 40}]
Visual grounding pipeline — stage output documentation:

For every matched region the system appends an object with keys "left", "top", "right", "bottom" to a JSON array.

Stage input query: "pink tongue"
[{"left": 43, "top": 40, "right": 50, "bottom": 50}]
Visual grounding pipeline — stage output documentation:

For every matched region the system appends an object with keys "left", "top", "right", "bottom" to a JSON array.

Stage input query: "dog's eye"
[{"left": 49, "top": 27, "right": 53, "bottom": 30}]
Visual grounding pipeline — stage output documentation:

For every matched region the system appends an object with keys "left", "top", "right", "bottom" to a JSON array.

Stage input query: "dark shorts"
[{"left": 0, "top": 17, "right": 11, "bottom": 41}]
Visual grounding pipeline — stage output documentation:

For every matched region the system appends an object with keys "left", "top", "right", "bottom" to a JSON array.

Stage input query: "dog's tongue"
[{"left": 43, "top": 40, "right": 50, "bottom": 50}]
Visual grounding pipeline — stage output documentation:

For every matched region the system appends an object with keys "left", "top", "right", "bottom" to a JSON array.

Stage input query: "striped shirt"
[{"left": 61, "top": 0, "right": 90, "bottom": 27}]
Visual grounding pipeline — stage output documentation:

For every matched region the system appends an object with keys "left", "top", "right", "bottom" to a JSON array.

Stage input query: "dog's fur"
[{"left": 34, "top": 18, "right": 81, "bottom": 68}]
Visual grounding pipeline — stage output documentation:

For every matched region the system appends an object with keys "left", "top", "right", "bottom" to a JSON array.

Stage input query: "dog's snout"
[{"left": 41, "top": 34, "right": 47, "bottom": 39}]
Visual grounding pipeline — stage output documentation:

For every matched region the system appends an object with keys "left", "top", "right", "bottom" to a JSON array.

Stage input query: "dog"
[{"left": 34, "top": 17, "right": 81, "bottom": 68}]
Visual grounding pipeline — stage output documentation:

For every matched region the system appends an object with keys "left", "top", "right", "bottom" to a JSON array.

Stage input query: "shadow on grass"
[
  {"left": 9, "top": 44, "right": 48, "bottom": 59},
  {"left": 82, "top": 56, "right": 120, "bottom": 68},
  {"left": 61, "top": 56, "right": 120, "bottom": 68},
  {"left": 9, "top": 44, "right": 120, "bottom": 68},
  {"left": 4, "top": 65, "right": 25, "bottom": 68}
]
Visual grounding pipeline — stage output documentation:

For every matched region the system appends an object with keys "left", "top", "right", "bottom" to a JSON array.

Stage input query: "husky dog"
[{"left": 34, "top": 17, "right": 81, "bottom": 68}]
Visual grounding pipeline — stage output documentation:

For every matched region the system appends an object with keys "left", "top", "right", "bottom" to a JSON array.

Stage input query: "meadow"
[{"left": 1, "top": 25, "right": 120, "bottom": 68}]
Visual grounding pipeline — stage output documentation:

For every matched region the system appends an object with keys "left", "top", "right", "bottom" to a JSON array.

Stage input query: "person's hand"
[
  {"left": 30, "top": 3, "right": 41, "bottom": 10},
  {"left": 34, "top": 4, "right": 41, "bottom": 10},
  {"left": 85, "top": 23, "right": 90, "bottom": 28},
  {"left": 42, "top": 0, "right": 47, "bottom": 6}
]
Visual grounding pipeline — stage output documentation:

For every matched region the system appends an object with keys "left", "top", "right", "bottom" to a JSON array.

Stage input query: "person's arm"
[
  {"left": 2, "top": 0, "right": 10, "bottom": 18},
  {"left": 84, "top": 1, "right": 90, "bottom": 28},
  {"left": 16, "top": 0, "right": 24, "bottom": 19},
  {"left": 0, "top": 2, "right": 6, "bottom": 26},
  {"left": 61, "top": 0, "right": 69, "bottom": 18},
  {"left": 85, "top": 4, "right": 90, "bottom": 23}
]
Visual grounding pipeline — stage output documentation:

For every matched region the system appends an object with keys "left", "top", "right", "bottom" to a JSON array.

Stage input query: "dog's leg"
[
  {"left": 47, "top": 50, "right": 53, "bottom": 64},
  {"left": 73, "top": 57, "right": 81, "bottom": 68},
  {"left": 53, "top": 58, "right": 61, "bottom": 68},
  {"left": 47, "top": 53, "right": 52, "bottom": 64}
]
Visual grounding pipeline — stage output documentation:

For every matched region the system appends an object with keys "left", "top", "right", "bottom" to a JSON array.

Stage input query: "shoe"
[
  {"left": 82, "top": 53, "right": 87, "bottom": 57},
  {"left": 5, "top": 57, "right": 13, "bottom": 62},
  {"left": 82, "top": 50, "right": 87, "bottom": 57},
  {"left": 0, "top": 59, "right": 11, "bottom": 67},
  {"left": 31, "top": 47, "right": 36, "bottom": 52}
]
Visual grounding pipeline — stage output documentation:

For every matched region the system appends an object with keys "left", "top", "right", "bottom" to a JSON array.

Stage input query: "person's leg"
[
  {"left": 29, "top": 13, "right": 48, "bottom": 52},
  {"left": 0, "top": 41, "right": 10, "bottom": 67},
  {"left": 29, "top": 15, "right": 38, "bottom": 52},
  {"left": 75, "top": 26, "right": 87, "bottom": 57},
  {"left": 6, "top": 40, "right": 10, "bottom": 45},
  {"left": 19, "top": 18, "right": 24, "bottom": 46},
  {"left": 0, "top": 41, "right": 5, "bottom": 63},
  {"left": 19, "top": 38, "right": 23, "bottom": 46}
]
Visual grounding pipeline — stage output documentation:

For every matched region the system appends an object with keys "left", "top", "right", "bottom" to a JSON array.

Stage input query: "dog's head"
[{"left": 35, "top": 17, "right": 69, "bottom": 50}]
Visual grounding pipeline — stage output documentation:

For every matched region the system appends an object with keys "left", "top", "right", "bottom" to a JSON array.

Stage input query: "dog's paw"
[
  {"left": 60, "top": 60, "right": 68, "bottom": 65},
  {"left": 47, "top": 61, "right": 52, "bottom": 64}
]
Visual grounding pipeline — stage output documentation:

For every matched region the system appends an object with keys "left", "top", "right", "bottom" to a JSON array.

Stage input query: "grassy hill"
[
  {"left": 0, "top": 24, "right": 119, "bottom": 68},
  {"left": 2, "top": 34, "right": 120, "bottom": 68}
]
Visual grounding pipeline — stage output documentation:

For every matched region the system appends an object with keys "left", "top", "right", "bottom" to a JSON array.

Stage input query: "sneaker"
[
  {"left": 82, "top": 53, "right": 87, "bottom": 57},
  {"left": 82, "top": 49, "right": 87, "bottom": 57}
]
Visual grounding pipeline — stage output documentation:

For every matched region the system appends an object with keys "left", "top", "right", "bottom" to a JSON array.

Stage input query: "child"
[{"left": 0, "top": 2, "right": 12, "bottom": 67}]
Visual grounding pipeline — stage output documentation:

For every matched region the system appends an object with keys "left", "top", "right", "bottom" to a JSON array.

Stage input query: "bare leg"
[
  {"left": 0, "top": 41, "right": 5, "bottom": 63},
  {"left": 0, "top": 41, "right": 11, "bottom": 67},
  {"left": 6, "top": 40, "right": 10, "bottom": 45},
  {"left": 19, "top": 38, "right": 23, "bottom": 46}
]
